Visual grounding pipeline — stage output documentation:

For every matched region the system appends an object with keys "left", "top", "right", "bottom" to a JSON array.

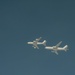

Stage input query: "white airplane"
[
  {"left": 27, "top": 37, "right": 46, "bottom": 49},
  {"left": 45, "top": 41, "right": 68, "bottom": 55}
]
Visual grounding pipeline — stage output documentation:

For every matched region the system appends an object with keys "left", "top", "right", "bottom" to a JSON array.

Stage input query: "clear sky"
[{"left": 0, "top": 0, "right": 75, "bottom": 75}]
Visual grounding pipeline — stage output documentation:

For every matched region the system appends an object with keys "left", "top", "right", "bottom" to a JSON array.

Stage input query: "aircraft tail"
[
  {"left": 63, "top": 45, "right": 68, "bottom": 51},
  {"left": 42, "top": 40, "right": 47, "bottom": 46}
]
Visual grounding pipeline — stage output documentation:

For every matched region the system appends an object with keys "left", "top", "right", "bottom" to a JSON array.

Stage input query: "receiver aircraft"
[{"left": 45, "top": 41, "right": 68, "bottom": 55}]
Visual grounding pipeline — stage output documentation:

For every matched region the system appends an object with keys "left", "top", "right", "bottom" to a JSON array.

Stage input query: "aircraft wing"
[
  {"left": 33, "top": 41, "right": 39, "bottom": 49},
  {"left": 35, "top": 37, "right": 42, "bottom": 42},
  {"left": 55, "top": 41, "right": 62, "bottom": 47},
  {"left": 51, "top": 51, "right": 58, "bottom": 55},
  {"left": 55, "top": 51, "right": 58, "bottom": 55}
]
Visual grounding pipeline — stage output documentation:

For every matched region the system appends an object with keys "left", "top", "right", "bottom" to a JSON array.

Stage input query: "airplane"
[
  {"left": 45, "top": 41, "right": 68, "bottom": 55},
  {"left": 27, "top": 37, "right": 46, "bottom": 49}
]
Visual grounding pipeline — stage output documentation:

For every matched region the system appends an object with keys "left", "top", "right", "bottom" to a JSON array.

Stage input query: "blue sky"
[{"left": 0, "top": 0, "right": 75, "bottom": 75}]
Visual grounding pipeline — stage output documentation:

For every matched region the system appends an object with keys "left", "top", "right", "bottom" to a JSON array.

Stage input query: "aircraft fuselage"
[
  {"left": 27, "top": 42, "right": 43, "bottom": 45},
  {"left": 45, "top": 46, "right": 66, "bottom": 51}
]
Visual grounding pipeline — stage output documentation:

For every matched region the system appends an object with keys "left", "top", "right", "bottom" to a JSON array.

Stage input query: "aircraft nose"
[
  {"left": 45, "top": 47, "right": 47, "bottom": 49},
  {"left": 27, "top": 42, "right": 29, "bottom": 44}
]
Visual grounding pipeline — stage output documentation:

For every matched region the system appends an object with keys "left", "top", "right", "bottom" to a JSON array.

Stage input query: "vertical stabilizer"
[
  {"left": 63, "top": 45, "right": 68, "bottom": 51},
  {"left": 43, "top": 40, "right": 47, "bottom": 46}
]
